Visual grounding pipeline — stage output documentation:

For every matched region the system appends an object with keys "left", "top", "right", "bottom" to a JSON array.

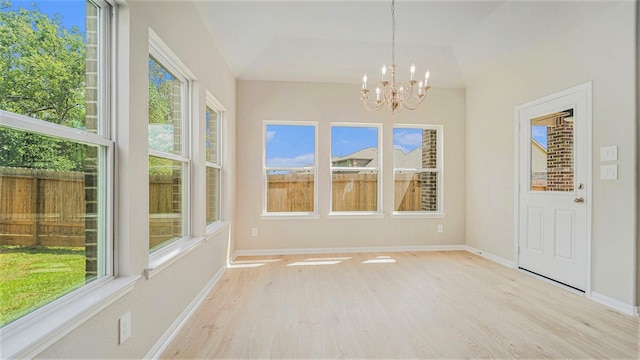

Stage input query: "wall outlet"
[
  {"left": 437, "top": 224, "right": 443, "bottom": 233},
  {"left": 119, "top": 312, "right": 131, "bottom": 344},
  {"left": 251, "top": 227, "right": 258, "bottom": 237}
]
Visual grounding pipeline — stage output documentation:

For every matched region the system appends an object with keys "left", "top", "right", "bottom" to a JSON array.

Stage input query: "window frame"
[
  {"left": 262, "top": 120, "right": 319, "bottom": 218},
  {"left": 0, "top": 2, "right": 139, "bottom": 359},
  {"left": 205, "top": 93, "right": 224, "bottom": 231},
  {"left": 392, "top": 124, "right": 445, "bottom": 217},
  {"left": 329, "top": 122, "right": 383, "bottom": 217},
  {"left": 146, "top": 29, "right": 199, "bottom": 273}
]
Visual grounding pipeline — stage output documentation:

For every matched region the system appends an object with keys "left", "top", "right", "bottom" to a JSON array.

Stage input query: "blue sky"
[
  {"left": 265, "top": 125, "right": 425, "bottom": 167},
  {"left": 532, "top": 126, "right": 548, "bottom": 149},
  {"left": 7, "top": 1, "right": 86, "bottom": 31}
]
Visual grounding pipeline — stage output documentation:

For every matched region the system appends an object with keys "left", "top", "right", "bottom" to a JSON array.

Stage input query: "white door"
[{"left": 516, "top": 83, "right": 591, "bottom": 291}]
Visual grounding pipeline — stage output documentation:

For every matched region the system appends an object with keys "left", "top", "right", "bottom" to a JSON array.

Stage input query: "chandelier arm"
[
  {"left": 401, "top": 86, "right": 431, "bottom": 110},
  {"left": 361, "top": 95, "right": 387, "bottom": 112},
  {"left": 402, "top": 81, "right": 416, "bottom": 101},
  {"left": 401, "top": 96, "right": 425, "bottom": 111}
]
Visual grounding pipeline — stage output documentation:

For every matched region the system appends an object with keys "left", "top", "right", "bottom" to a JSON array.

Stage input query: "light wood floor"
[{"left": 161, "top": 251, "right": 639, "bottom": 359}]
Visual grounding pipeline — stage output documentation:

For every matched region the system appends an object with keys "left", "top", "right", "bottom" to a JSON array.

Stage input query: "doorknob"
[{"left": 574, "top": 197, "right": 585, "bottom": 204}]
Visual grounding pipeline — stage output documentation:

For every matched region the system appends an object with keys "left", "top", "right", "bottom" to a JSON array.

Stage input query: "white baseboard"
[
  {"left": 145, "top": 266, "right": 226, "bottom": 359},
  {"left": 589, "top": 291, "right": 640, "bottom": 317},
  {"left": 233, "top": 244, "right": 466, "bottom": 258},
  {"left": 464, "top": 246, "right": 515, "bottom": 268}
]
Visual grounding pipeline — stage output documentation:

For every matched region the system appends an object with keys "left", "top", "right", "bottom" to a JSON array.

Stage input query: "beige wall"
[
  {"left": 463, "top": 2, "right": 637, "bottom": 306},
  {"left": 236, "top": 81, "right": 466, "bottom": 252},
  {"left": 36, "top": 2, "right": 237, "bottom": 358},
  {"left": 636, "top": 0, "right": 639, "bottom": 307}
]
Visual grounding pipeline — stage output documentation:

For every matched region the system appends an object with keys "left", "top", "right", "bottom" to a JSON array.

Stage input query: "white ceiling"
[{"left": 194, "top": 1, "right": 618, "bottom": 88}]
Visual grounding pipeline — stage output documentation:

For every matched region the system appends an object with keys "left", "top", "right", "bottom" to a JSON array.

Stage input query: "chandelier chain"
[{"left": 391, "top": 0, "right": 395, "bottom": 66}]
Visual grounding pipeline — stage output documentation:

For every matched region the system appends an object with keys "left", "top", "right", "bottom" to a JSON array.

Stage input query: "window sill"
[
  {"left": 328, "top": 212, "right": 385, "bottom": 219},
  {"left": 391, "top": 212, "right": 447, "bottom": 219},
  {"left": 0, "top": 275, "right": 140, "bottom": 360},
  {"left": 206, "top": 220, "right": 231, "bottom": 239},
  {"left": 146, "top": 236, "right": 205, "bottom": 279},
  {"left": 261, "top": 213, "right": 320, "bottom": 220}
]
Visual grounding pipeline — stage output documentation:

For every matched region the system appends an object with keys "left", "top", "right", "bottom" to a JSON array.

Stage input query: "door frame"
[{"left": 513, "top": 81, "right": 593, "bottom": 295}]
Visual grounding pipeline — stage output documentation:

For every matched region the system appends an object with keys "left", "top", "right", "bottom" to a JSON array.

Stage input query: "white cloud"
[
  {"left": 266, "top": 130, "right": 276, "bottom": 143},
  {"left": 394, "top": 144, "right": 409, "bottom": 153},
  {"left": 267, "top": 153, "right": 315, "bottom": 167},
  {"left": 394, "top": 130, "right": 422, "bottom": 147}
]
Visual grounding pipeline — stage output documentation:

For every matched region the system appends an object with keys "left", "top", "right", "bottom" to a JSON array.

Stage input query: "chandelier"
[{"left": 360, "top": 0, "right": 430, "bottom": 112}]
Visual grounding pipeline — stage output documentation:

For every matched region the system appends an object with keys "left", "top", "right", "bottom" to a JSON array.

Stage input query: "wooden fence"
[
  {"left": 149, "top": 174, "right": 180, "bottom": 249},
  {"left": 1, "top": 168, "right": 426, "bottom": 248},
  {"left": 0, "top": 167, "right": 86, "bottom": 247},
  {"left": 0, "top": 167, "right": 178, "bottom": 248},
  {"left": 266, "top": 172, "right": 423, "bottom": 212}
]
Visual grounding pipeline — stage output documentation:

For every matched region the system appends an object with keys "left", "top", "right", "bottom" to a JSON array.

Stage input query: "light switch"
[
  {"left": 600, "top": 146, "right": 618, "bottom": 162},
  {"left": 600, "top": 164, "right": 617, "bottom": 180}
]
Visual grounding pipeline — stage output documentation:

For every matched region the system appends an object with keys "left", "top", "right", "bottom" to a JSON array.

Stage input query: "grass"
[{"left": 0, "top": 246, "right": 87, "bottom": 327}]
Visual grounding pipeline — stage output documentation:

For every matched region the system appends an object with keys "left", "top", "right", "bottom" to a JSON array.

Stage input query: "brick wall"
[
  {"left": 421, "top": 129, "right": 438, "bottom": 211},
  {"left": 546, "top": 117, "right": 574, "bottom": 192},
  {"left": 84, "top": 5, "right": 99, "bottom": 279},
  {"left": 171, "top": 80, "right": 183, "bottom": 237}
]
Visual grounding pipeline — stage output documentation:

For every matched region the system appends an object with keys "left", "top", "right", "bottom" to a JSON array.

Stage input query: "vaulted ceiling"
[{"left": 194, "top": 1, "right": 617, "bottom": 88}]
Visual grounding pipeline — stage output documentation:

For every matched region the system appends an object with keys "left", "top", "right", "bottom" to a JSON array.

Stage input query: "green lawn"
[{"left": 0, "top": 246, "right": 86, "bottom": 326}]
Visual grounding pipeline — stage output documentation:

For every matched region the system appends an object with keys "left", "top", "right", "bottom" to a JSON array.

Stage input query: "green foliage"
[
  {"left": 0, "top": 127, "right": 84, "bottom": 170},
  {"left": 0, "top": 0, "right": 86, "bottom": 126},
  {"left": 0, "top": 246, "right": 86, "bottom": 327},
  {"left": 0, "top": 1, "right": 87, "bottom": 170},
  {"left": 148, "top": 58, "right": 176, "bottom": 125}
]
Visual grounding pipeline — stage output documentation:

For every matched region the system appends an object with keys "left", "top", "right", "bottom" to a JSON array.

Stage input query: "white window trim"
[
  {"left": 262, "top": 120, "right": 319, "bottom": 217},
  {"left": 392, "top": 124, "right": 444, "bottom": 216},
  {"left": 329, "top": 122, "right": 383, "bottom": 216},
  {"left": 205, "top": 92, "right": 225, "bottom": 232},
  {"left": 0, "top": 1, "right": 122, "bottom": 357},
  {"left": 147, "top": 29, "right": 197, "bottom": 269}
]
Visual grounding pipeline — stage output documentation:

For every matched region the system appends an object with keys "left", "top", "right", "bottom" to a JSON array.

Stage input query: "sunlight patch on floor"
[
  {"left": 228, "top": 259, "right": 282, "bottom": 269},
  {"left": 363, "top": 255, "right": 397, "bottom": 264}
]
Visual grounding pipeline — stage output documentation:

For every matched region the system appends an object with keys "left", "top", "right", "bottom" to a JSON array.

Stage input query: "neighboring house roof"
[
  {"left": 532, "top": 139, "right": 547, "bottom": 152},
  {"left": 331, "top": 146, "right": 425, "bottom": 169},
  {"left": 393, "top": 147, "right": 422, "bottom": 169},
  {"left": 331, "top": 147, "right": 378, "bottom": 167}
]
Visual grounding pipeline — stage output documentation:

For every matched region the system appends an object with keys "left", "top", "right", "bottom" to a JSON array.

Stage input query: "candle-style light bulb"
[
  {"left": 418, "top": 81, "right": 423, "bottom": 95},
  {"left": 425, "top": 70, "right": 430, "bottom": 86},
  {"left": 410, "top": 63, "right": 415, "bottom": 81},
  {"left": 382, "top": 64, "right": 387, "bottom": 81},
  {"left": 362, "top": 73, "right": 368, "bottom": 90},
  {"left": 376, "top": 86, "right": 381, "bottom": 101}
]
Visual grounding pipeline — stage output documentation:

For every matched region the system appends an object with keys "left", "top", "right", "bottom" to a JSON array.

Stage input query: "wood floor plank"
[{"left": 161, "top": 251, "right": 639, "bottom": 359}]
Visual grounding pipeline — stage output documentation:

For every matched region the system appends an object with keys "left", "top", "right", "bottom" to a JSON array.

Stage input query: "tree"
[{"left": 0, "top": 0, "right": 86, "bottom": 170}]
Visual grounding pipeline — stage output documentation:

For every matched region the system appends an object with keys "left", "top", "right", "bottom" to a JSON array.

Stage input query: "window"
[
  {"left": 148, "top": 45, "right": 190, "bottom": 252},
  {"left": 263, "top": 122, "right": 317, "bottom": 215},
  {"left": 0, "top": 0, "right": 112, "bottom": 326},
  {"left": 330, "top": 124, "right": 381, "bottom": 213},
  {"left": 393, "top": 126, "right": 443, "bottom": 213},
  {"left": 205, "top": 99, "right": 222, "bottom": 226}
]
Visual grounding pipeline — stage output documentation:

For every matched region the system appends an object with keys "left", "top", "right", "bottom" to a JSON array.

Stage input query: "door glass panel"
[{"left": 530, "top": 109, "right": 574, "bottom": 192}]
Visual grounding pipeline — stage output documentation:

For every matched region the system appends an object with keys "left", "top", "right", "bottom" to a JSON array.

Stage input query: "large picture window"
[
  {"left": 393, "top": 125, "right": 443, "bottom": 213},
  {"left": 148, "top": 47, "right": 190, "bottom": 252},
  {"left": 263, "top": 122, "right": 317, "bottom": 214},
  {"left": 205, "top": 100, "right": 222, "bottom": 226},
  {"left": 0, "top": 0, "right": 112, "bottom": 327},
  {"left": 330, "top": 124, "right": 381, "bottom": 213}
]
